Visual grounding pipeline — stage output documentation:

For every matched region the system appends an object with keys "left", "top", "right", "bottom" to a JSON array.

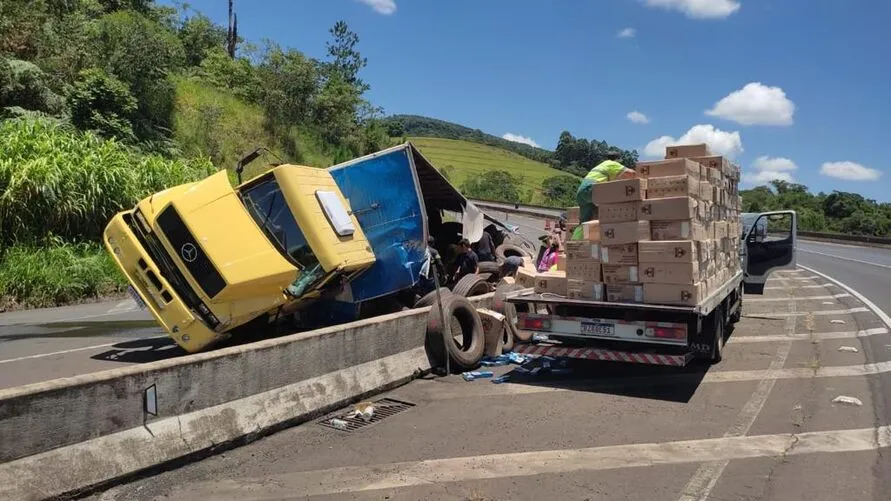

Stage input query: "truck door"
[{"left": 743, "top": 210, "right": 797, "bottom": 294}]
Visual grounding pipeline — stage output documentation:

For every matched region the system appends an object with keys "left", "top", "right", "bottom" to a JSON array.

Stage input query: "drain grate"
[{"left": 318, "top": 397, "right": 415, "bottom": 432}]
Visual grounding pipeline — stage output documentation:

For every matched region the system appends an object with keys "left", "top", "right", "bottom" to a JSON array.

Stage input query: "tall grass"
[{"left": 0, "top": 117, "right": 215, "bottom": 244}]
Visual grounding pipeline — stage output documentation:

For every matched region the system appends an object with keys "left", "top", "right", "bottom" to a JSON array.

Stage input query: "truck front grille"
[{"left": 156, "top": 205, "right": 226, "bottom": 299}]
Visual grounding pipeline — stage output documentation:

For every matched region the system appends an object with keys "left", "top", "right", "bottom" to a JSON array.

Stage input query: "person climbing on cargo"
[
  {"left": 451, "top": 238, "right": 479, "bottom": 284},
  {"left": 573, "top": 150, "right": 637, "bottom": 240}
]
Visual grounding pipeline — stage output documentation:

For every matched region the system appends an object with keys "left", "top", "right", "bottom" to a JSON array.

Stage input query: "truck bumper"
[
  {"left": 103, "top": 212, "right": 222, "bottom": 353},
  {"left": 514, "top": 342, "right": 694, "bottom": 367}
]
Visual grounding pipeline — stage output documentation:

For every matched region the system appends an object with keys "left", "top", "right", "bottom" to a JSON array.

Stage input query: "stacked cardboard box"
[
  {"left": 593, "top": 178, "right": 648, "bottom": 303},
  {"left": 565, "top": 220, "right": 603, "bottom": 300}
]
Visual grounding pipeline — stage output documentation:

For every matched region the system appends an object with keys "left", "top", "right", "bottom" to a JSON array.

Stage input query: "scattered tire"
[
  {"left": 493, "top": 283, "right": 534, "bottom": 343},
  {"left": 495, "top": 243, "right": 529, "bottom": 261},
  {"left": 452, "top": 274, "right": 491, "bottom": 297},
  {"left": 478, "top": 261, "right": 503, "bottom": 282},
  {"left": 425, "top": 294, "right": 485, "bottom": 371},
  {"left": 415, "top": 288, "right": 451, "bottom": 308}
]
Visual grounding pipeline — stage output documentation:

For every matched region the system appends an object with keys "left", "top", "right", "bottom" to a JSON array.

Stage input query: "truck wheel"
[
  {"left": 709, "top": 305, "right": 726, "bottom": 364},
  {"left": 425, "top": 294, "right": 485, "bottom": 371},
  {"left": 452, "top": 274, "right": 491, "bottom": 297},
  {"left": 493, "top": 284, "right": 534, "bottom": 343},
  {"left": 730, "top": 284, "right": 743, "bottom": 324},
  {"left": 495, "top": 243, "right": 529, "bottom": 261},
  {"left": 416, "top": 288, "right": 451, "bottom": 308},
  {"left": 501, "top": 319, "right": 515, "bottom": 352}
]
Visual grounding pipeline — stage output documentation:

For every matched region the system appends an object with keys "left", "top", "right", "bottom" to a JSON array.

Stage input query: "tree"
[
  {"left": 325, "top": 21, "right": 368, "bottom": 92},
  {"left": 178, "top": 13, "right": 227, "bottom": 67},
  {"left": 460, "top": 170, "right": 527, "bottom": 204},
  {"left": 226, "top": 0, "right": 238, "bottom": 58},
  {"left": 68, "top": 68, "right": 138, "bottom": 140},
  {"left": 256, "top": 42, "right": 320, "bottom": 127},
  {"left": 0, "top": 58, "right": 65, "bottom": 115},
  {"left": 197, "top": 47, "right": 261, "bottom": 102},
  {"left": 542, "top": 175, "right": 579, "bottom": 208}
]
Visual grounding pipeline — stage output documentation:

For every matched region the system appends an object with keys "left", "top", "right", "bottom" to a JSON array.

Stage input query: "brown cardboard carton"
[
  {"left": 566, "top": 259, "right": 601, "bottom": 281},
  {"left": 640, "top": 262, "right": 700, "bottom": 285},
  {"left": 698, "top": 240, "right": 713, "bottom": 264},
  {"left": 592, "top": 178, "right": 647, "bottom": 204},
  {"left": 639, "top": 240, "right": 697, "bottom": 263},
  {"left": 707, "top": 166, "right": 723, "bottom": 185},
  {"left": 602, "top": 264, "right": 639, "bottom": 284},
  {"left": 600, "top": 244, "right": 638, "bottom": 265},
  {"left": 534, "top": 271, "right": 567, "bottom": 296},
  {"left": 636, "top": 158, "right": 700, "bottom": 179},
  {"left": 651, "top": 220, "right": 708, "bottom": 241},
  {"left": 665, "top": 143, "right": 711, "bottom": 159},
  {"left": 556, "top": 252, "right": 567, "bottom": 271},
  {"left": 643, "top": 283, "right": 705, "bottom": 306},
  {"left": 566, "top": 206, "right": 580, "bottom": 225},
  {"left": 704, "top": 259, "right": 717, "bottom": 278},
  {"left": 639, "top": 197, "right": 697, "bottom": 221},
  {"left": 720, "top": 237, "right": 733, "bottom": 253},
  {"left": 567, "top": 280, "right": 604, "bottom": 301},
  {"left": 598, "top": 201, "right": 641, "bottom": 223},
  {"left": 607, "top": 284, "right": 644, "bottom": 303},
  {"left": 565, "top": 241, "right": 601, "bottom": 261},
  {"left": 600, "top": 220, "right": 650, "bottom": 246},
  {"left": 698, "top": 181, "right": 713, "bottom": 201},
  {"left": 713, "top": 221, "right": 729, "bottom": 240},
  {"left": 516, "top": 268, "right": 537, "bottom": 288},
  {"left": 691, "top": 155, "right": 730, "bottom": 172},
  {"left": 579, "top": 220, "right": 601, "bottom": 241},
  {"left": 646, "top": 175, "right": 699, "bottom": 199}
]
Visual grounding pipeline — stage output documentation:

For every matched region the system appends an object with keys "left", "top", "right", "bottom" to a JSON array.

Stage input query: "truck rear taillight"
[
  {"left": 523, "top": 316, "right": 551, "bottom": 330},
  {"left": 649, "top": 327, "right": 685, "bottom": 340}
]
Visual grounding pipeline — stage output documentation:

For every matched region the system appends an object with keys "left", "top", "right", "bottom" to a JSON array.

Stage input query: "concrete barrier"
[{"left": 0, "top": 293, "right": 497, "bottom": 501}]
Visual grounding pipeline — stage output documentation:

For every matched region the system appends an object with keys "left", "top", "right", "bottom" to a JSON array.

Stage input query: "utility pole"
[{"left": 226, "top": 0, "right": 238, "bottom": 58}]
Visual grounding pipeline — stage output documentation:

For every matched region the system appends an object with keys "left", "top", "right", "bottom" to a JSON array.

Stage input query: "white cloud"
[
  {"left": 618, "top": 27, "right": 637, "bottom": 38},
  {"left": 626, "top": 111, "right": 650, "bottom": 124},
  {"left": 743, "top": 156, "right": 798, "bottom": 184},
  {"left": 643, "top": 124, "right": 743, "bottom": 159},
  {"left": 502, "top": 133, "right": 540, "bottom": 148},
  {"left": 820, "top": 161, "right": 882, "bottom": 181},
  {"left": 644, "top": 0, "right": 741, "bottom": 19},
  {"left": 706, "top": 82, "right": 795, "bottom": 126},
  {"left": 358, "top": 0, "right": 396, "bottom": 15}
]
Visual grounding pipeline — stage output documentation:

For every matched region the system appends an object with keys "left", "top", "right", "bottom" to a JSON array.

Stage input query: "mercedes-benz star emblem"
[{"left": 180, "top": 243, "right": 198, "bottom": 263}]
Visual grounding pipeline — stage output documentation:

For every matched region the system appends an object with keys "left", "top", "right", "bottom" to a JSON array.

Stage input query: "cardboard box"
[
  {"left": 665, "top": 143, "right": 711, "bottom": 159},
  {"left": 592, "top": 178, "right": 647, "bottom": 204},
  {"left": 707, "top": 166, "right": 723, "bottom": 185},
  {"left": 691, "top": 155, "right": 730, "bottom": 172},
  {"left": 556, "top": 252, "right": 567, "bottom": 271},
  {"left": 698, "top": 181, "right": 713, "bottom": 201},
  {"left": 640, "top": 262, "right": 700, "bottom": 285},
  {"left": 636, "top": 158, "right": 700, "bottom": 179},
  {"left": 606, "top": 284, "right": 644, "bottom": 303},
  {"left": 698, "top": 240, "right": 714, "bottom": 264},
  {"left": 643, "top": 282, "right": 705, "bottom": 306},
  {"left": 598, "top": 201, "right": 640, "bottom": 223},
  {"left": 567, "top": 280, "right": 604, "bottom": 301},
  {"left": 600, "top": 244, "right": 638, "bottom": 265},
  {"left": 534, "top": 271, "right": 567, "bottom": 296},
  {"left": 639, "top": 197, "right": 697, "bottom": 221},
  {"left": 579, "top": 220, "right": 601, "bottom": 241},
  {"left": 565, "top": 241, "right": 600, "bottom": 261},
  {"left": 720, "top": 237, "right": 733, "bottom": 253},
  {"left": 600, "top": 220, "right": 650, "bottom": 246},
  {"left": 651, "top": 220, "right": 708, "bottom": 241},
  {"left": 566, "top": 259, "right": 601, "bottom": 281},
  {"left": 639, "top": 240, "right": 697, "bottom": 263},
  {"left": 602, "top": 264, "right": 639, "bottom": 284},
  {"left": 516, "top": 268, "right": 537, "bottom": 288},
  {"left": 713, "top": 221, "right": 729, "bottom": 240},
  {"left": 646, "top": 175, "right": 699, "bottom": 199},
  {"left": 566, "top": 206, "right": 580, "bottom": 225}
]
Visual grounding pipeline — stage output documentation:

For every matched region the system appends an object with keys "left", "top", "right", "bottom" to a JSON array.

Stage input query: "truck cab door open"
[{"left": 743, "top": 210, "right": 797, "bottom": 294}]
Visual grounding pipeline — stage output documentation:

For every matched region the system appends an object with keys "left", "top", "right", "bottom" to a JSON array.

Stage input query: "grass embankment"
[
  {"left": 0, "top": 118, "right": 214, "bottom": 310},
  {"left": 408, "top": 137, "right": 575, "bottom": 205}
]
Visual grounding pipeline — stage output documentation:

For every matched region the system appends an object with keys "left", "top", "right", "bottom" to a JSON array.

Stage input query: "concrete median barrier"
[{"left": 0, "top": 293, "right": 497, "bottom": 501}]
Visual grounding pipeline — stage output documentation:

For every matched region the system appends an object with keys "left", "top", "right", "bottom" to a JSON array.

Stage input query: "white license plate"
[
  {"left": 580, "top": 322, "right": 614, "bottom": 336},
  {"left": 128, "top": 285, "right": 147, "bottom": 310}
]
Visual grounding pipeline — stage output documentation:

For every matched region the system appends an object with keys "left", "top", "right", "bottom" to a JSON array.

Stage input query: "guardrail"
[{"left": 798, "top": 231, "right": 891, "bottom": 246}]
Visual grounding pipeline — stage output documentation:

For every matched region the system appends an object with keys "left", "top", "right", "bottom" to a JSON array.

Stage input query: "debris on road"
[
  {"left": 352, "top": 402, "right": 375, "bottom": 421},
  {"left": 832, "top": 395, "right": 863, "bottom": 406},
  {"left": 830, "top": 319, "right": 846, "bottom": 324},
  {"left": 462, "top": 370, "right": 495, "bottom": 381},
  {"left": 491, "top": 375, "right": 511, "bottom": 384},
  {"left": 837, "top": 346, "right": 859, "bottom": 353},
  {"left": 330, "top": 418, "right": 349, "bottom": 430},
  {"left": 479, "top": 352, "right": 527, "bottom": 367}
]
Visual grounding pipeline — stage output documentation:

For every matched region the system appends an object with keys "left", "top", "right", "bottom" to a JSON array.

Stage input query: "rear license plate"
[
  {"left": 580, "top": 322, "right": 614, "bottom": 336},
  {"left": 128, "top": 285, "right": 147, "bottom": 310}
]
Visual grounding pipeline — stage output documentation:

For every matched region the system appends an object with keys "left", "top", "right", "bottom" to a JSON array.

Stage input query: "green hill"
[{"left": 409, "top": 137, "right": 577, "bottom": 205}]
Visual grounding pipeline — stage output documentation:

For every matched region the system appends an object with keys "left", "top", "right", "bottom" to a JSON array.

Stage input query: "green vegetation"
[{"left": 741, "top": 180, "right": 891, "bottom": 237}]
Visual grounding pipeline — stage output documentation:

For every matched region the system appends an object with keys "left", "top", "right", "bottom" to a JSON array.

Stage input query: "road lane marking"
[
  {"left": 746, "top": 307, "right": 868, "bottom": 318},
  {"left": 800, "top": 265, "right": 891, "bottom": 330},
  {"left": 746, "top": 293, "right": 851, "bottom": 302},
  {"left": 678, "top": 293, "right": 797, "bottom": 501},
  {"left": 799, "top": 249, "right": 891, "bottom": 270},
  {"left": 765, "top": 283, "right": 837, "bottom": 290},
  {"left": 0, "top": 336, "right": 167, "bottom": 364},
  {"left": 176, "top": 426, "right": 891, "bottom": 498},
  {"left": 729, "top": 327, "right": 889, "bottom": 344}
]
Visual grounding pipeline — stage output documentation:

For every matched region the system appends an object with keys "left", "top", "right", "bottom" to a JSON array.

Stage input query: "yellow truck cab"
[{"left": 103, "top": 165, "right": 376, "bottom": 353}]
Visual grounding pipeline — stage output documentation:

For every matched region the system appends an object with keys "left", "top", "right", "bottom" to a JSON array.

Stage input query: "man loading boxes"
[{"left": 572, "top": 150, "right": 638, "bottom": 240}]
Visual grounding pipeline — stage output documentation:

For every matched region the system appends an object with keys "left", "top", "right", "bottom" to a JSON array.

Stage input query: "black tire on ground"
[
  {"left": 495, "top": 243, "right": 529, "bottom": 261},
  {"left": 415, "top": 288, "right": 451, "bottom": 308},
  {"left": 493, "top": 283, "right": 534, "bottom": 343},
  {"left": 425, "top": 294, "right": 485, "bottom": 371},
  {"left": 709, "top": 305, "right": 726, "bottom": 364},
  {"left": 452, "top": 274, "right": 492, "bottom": 297},
  {"left": 478, "top": 261, "right": 503, "bottom": 282}
]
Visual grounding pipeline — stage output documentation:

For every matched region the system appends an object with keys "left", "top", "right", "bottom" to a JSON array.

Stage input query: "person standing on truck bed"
[
  {"left": 573, "top": 150, "right": 637, "bottom": 240},
  {"left": 451, "top": 238, "right": 479, "bottom": 284}
]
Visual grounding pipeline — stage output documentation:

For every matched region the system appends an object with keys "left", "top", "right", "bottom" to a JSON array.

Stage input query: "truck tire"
[
  {"left": 478, "top": 261, "right": 503, "bottom": 281},
  {"left": 493, "top": 284, "right": 534, "bottom": 343},
  {"left": 730, "top": 284, "right": 743, "bottom": 324},
  {"left": 495, "top": 243, "right": 529, "bottom": 261},
  {"left": 709, "top": 305, "right": 726, "bottom": 364},
  {"left": 425, "top": 294, "right": 485, "bottom": 371},
  {"left": 452, "top": 274, "right": 491, "bottom": 297},
  {"left": 416, "top": 288, "right": 451, "bottom": 308}
]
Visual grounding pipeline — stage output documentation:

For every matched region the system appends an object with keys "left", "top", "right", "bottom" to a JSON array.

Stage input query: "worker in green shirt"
[{"left": 572, "top": 150, "right": 637, "bottom": 240}]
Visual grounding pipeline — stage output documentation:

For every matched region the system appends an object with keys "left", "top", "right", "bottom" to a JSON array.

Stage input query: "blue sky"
[{"left": 168, "top": 0, "right": 891, "bottom": 201}]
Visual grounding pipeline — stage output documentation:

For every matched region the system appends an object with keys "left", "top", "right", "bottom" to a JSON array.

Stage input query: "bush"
[
  {"left": 68, "top": 68, "right": 138, "bottom": 140},
  {"left": 0, "top": 117, "right": 215, "bottom": 244},
  {"left": 0, "top": 240, "right": 126, "bottom": 310},
  {"left": 0, "top": 58, "right": 65, "bottom": 115}
]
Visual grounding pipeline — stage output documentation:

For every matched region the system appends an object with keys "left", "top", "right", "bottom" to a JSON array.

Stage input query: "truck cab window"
[{"left": 240, "top": 176, "right": 319, "bottom": 271}]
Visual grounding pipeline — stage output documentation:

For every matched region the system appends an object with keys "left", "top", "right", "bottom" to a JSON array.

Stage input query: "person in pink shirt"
[{"left": 538, "top": 241, "right": 560, "bottom": 272}]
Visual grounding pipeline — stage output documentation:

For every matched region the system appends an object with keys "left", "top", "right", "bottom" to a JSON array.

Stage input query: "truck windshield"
[{"left": 240, "top": 176, "right": 319, "bottom": 271}]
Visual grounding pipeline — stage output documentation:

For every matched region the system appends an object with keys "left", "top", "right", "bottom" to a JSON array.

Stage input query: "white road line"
[
  {"left": 747, "top": 307, "right": 868, "bottom": 318},
  {"left": 799, "top": 249, "right": 891, "bottom": 270},
  {"left": 746, "top": 293, "right": 851, "bottom": 302},
  {"left": 0, "top": 336, "right": 167, "bottom": 364},
  {"left": 765, "top": 283, "right": 837, "bottom": 290},
  {"left": 800, "top": 265, "right": 891, "bottom": 330},
  {"left": 178, "top": 426, "right": 891, "bottom": 498},
  {"left": 729, "top": 328, "right": 889, "bottom": 344},
  {"left": 678, "top": 294, "right": 796, "bottom": 501}
]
